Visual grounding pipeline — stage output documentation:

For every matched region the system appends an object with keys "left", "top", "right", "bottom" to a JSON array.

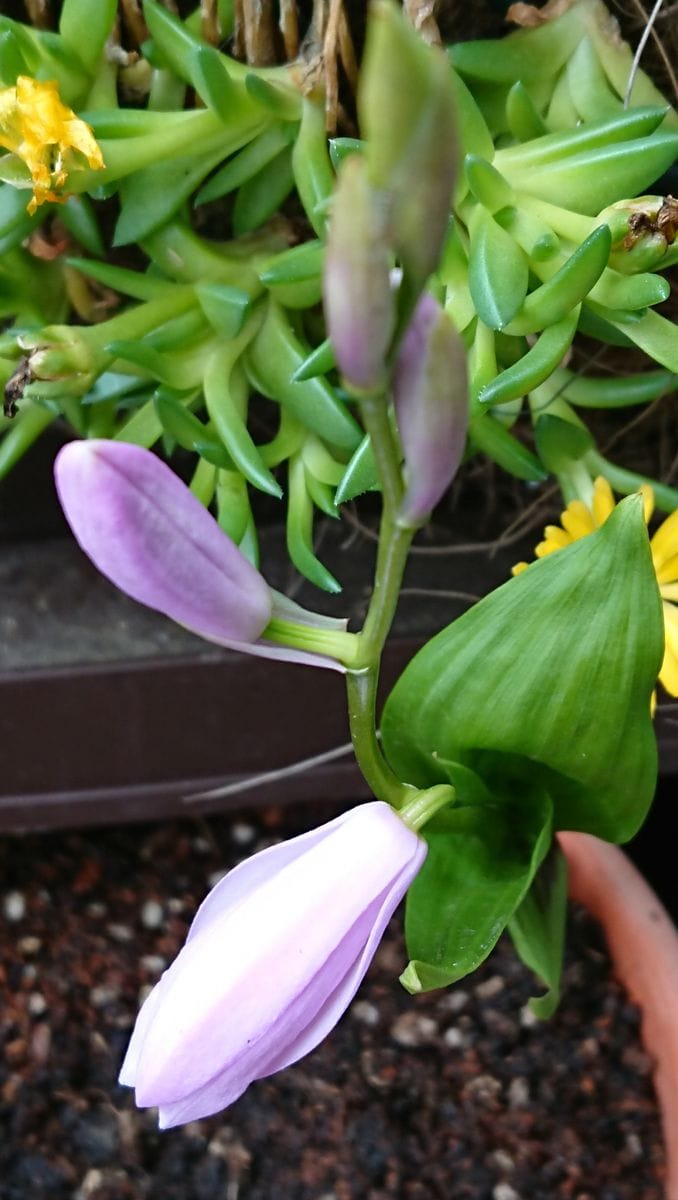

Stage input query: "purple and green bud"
[
  {"left": 359, "top": 0, "right": 458, "bottom": 308},
  {"left": 119, "top": 801, "right": 426, "bottom": 1126},
  {"left": 393, "top": 293, "right": 468, "bottom": 527},
  {"left": 323, "top": 154, "right": 394, "bottom": 393}
]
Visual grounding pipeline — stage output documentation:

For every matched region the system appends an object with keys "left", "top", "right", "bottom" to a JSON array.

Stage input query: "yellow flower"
[
  {"left": 0, "top": 76, "right": 104, "bottom": 214},
  {"left": 513, "top": 476, "right": 678, "bottom": 699}
]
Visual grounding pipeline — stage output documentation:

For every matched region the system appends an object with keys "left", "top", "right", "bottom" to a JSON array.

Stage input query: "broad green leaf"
[
  {"left": 508, "top": 840, "right": 568, "bottom": 1018},
  {"left": 381, "top": 496, "right": 662, "bottom": 842},
  {"left": 402, "top": 777, "right": 552, "bottom": 993}
]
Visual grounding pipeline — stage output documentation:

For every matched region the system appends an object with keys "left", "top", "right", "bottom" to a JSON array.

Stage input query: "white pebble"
[
  {"left": 106, "top": 923, "right": 134, "bottom": 943},
  {"left": 208, "top": 870, "right": 228, "bottom": 889},
  {"left": 141, "top": 900, "right": 163, "bottom": 929},
  {"left": 351, "top": 1000, "right": 380, "bottom": 1027},
  {"left": 508, "top": 1076, "right": 530, "bottom": 1108},
  {"left": 3, "top": 891, "right": 26, "bottom": 921},
  {"left": 390, "top": 1012, "right": 438, "bottom": 1047},
  {"left": 18, "top": 936, "right": 41, "bottom": 956},
  {"left": 90, "top": 985, "right": 120, "bottom": 1008},
  {"left": 493, "top": 1185, "right": 520, "bottom": 1200},
  {"left": 491, "top": 1150, "right": 515, "bottom": 1174},
  {"left": 442, "top": 1026, "right": 465, "bottom": 1049},
  {"left": 27, "top": 992, "right": 47, "bottom": 1016},
  {"left": 438, "top": 989, "right": 469, "bottom": 1014},
  {"left": 167, "top": 897, "right": 185, "bottom": 913},
  {"left": 140, "top": 954, "right": 166, "bottom": 975},
  {"left": 475, "top": 975, "right": 505, "bottom": 1000},
  {"left": 231, "top": 822, "right": 256, "bottom": 846}
]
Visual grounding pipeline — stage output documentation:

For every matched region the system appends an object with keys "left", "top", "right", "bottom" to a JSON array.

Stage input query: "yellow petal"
[
  {"left": 658, "top": 601, "right": 678, "bottom": 697},
  {"left": 560, "top": 499, "right": 596, "bottom": 540},
  {"left": 651, "top": 508, "right": 678, "bottom": 572},
  {"left": 640, "top": 484, "right": 655, "bottom": 524},
  {"left": 542, "top": 525, "right": 574, "bottom": 549},
  {"left": 512, "top": 561, "right": 529, "bottom": 576},
  {"left": 656, "top": 552, "right": 678, "bottom": 586},
  {"left": 592, "top": 476, "right": 615, "bottom": 527},
  {"left": 660, "top": 582, "right": 678, "bottom": 602},
  {"left": 1, "top": 76, "right": 103, "bottom": 213}
]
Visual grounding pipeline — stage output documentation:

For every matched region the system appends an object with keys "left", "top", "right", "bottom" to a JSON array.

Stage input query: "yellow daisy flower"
[
  {"left": 514, "top": 476, "right": 678, "bottom": 699},
  {"left": 0, "top": 76, "right": 104, "bottom": 214}
]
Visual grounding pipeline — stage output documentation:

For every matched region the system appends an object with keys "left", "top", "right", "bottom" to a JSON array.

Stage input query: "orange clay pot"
[{"left": 559, "top": 832, "right": 678, "bottom": 1199}]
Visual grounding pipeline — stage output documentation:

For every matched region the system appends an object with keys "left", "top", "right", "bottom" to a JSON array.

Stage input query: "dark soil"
[{"left": 0, "top": 803, "right": 665, "bottom": 1200}]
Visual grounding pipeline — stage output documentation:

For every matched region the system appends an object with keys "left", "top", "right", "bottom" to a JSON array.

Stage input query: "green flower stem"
[
  {"left": 557, "top": 460, "right": 595, "bottom": 507},
  {"left": 346, "top": 392, "right": 415, "bottom": 809},
  {"left": 359, "top": 393, "right": 403, "bottom": 515},
  {"left": 262, "top": 618, "right": 361, "bottom": 665},
  {"left": 399, "top": 784, "right": 456, "bottom": 832}
]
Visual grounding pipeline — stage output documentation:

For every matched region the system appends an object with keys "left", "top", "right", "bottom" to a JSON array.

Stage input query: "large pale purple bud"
[
  {"left": 55, "top": 439, "right": 272, "bottom": 640},
  {"left": 119, "top": 801, "right": 426, "bottom": 1126},
  {"left": 323, "top": 154, "right": 395, "bottom": 393},
  {"left": 54, "top": 440, "right": 352, "bottom": 669},
  {"left": 393, "top": 293, "right": 468, "bottom": 526}
]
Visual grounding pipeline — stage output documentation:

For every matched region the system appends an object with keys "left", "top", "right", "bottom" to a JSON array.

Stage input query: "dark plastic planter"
[{"left": 1, "top": 434, "right": 677, "bottom": 835}]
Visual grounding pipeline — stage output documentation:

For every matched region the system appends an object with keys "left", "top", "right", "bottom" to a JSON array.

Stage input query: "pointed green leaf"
[
  {"left": 402, "top": 779, "right": 552, "bottom": 993},
  {"left": 382, "top": 496, "right": 662, "bottom": 842},
  {"left": 508, "top": 840, "right": 568, "bottom": 1019}
]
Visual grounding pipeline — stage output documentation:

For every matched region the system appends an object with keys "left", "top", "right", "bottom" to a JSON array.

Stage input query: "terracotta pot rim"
[{"left": 559, "top": 831, "right": 678, "bottom": 1200}]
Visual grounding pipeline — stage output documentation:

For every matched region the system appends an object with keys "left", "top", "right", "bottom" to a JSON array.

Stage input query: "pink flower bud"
[
  {"left": 393, "top": 293, "right": 468, "bottom": 526},
  {"left": 119, "top": 802, "right": 426, "bottom": 1126},
  {"left": 54, "top": 440, "right": 349, "bottom": 669}
]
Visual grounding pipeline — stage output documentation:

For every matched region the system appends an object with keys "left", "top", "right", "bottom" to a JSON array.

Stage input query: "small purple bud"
[
  {"left": 393, "top": 293, "right": 468, "bottom": 526},
  {"left": 323, "top": 155, "right": 395, "bottom": 393},
  {"left": 119, "top": 801, "right": 426, "bottom": 1126}
]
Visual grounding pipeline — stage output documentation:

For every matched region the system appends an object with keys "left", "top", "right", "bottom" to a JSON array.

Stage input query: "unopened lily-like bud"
[
  {"left": 54, "top": 440, "right": 359, "bottom": 669},
  {"left": 359, "top": 1, "right": 458, "bottom": 308},
  {"left": 393, "top": 293, "right": 468, "bottom": 526},
  {"left": 323, "top": 154, "right": 394, "bottom": 393},
  {"left": 119, "top": 801, "right": 426, "bottom": 1126}
]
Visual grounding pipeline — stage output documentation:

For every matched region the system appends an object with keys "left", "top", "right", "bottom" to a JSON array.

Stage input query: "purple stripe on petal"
[{"left": 54, "top": 440, "right": 272, "bottom": 644}]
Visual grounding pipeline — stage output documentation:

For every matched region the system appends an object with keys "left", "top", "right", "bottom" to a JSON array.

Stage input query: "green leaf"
[
  {"left": 334, "top": 433, "right": 379, "bottom": 504},
  {"left": 534, "top": 412, "right": 594, "bottom": 473},
  {"left": 233, "top": 146, "right": 294, "bottom": 236},
  {"left": 114, "top": 144, "right": 228, "bottom": 245},
  {"left": 59, "top": 0, "right": 116, "bottom": 72},
  {"left": 196, "top": 282, "right": 251, "bottom": 338},
  {"left": 508, "top": 840, "right": 568, "bottom": 1019},
  {"left": 381, "top": 496, "right": 662, "bottom": 842},
  {"left": 402, "top": 778, "right": 552, "bottom": 993},
  {"left": 506, "top": 134, "right": 678, "bottom": 216},
  {"left": 468, "top": 209, "right": 528, "bottom": 330}
]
